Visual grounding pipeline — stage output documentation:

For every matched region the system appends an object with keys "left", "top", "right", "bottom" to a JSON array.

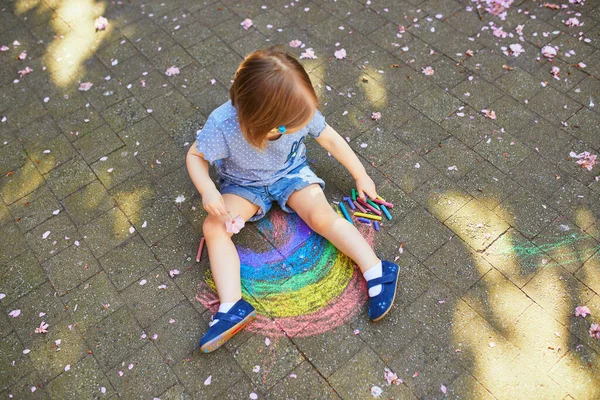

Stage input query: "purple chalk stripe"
[
  {"left": 357, "top": 198, "right": 382, "bottom": 216},
  {"left": 353, "top": 200, "right": 367, "bottom": 213}
]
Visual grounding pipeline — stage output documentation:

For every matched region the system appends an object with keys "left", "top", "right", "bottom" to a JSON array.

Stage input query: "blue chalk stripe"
[
  {"left": 380, "top": 204, "right": 392, "bottom": 221},
  {"left": 357, "top": 217, "right": 372, "bottom": 224},
  {"left": 345, "top": 197, "right": 356, "bottom": 210},
  {"left": 374, "top": 221, "right": 380, "bottom": 231},
  {"left": 339, "top": 202, "right": 353, "bottom": 225}
]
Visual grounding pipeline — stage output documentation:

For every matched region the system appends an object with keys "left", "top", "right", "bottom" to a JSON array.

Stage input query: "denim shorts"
[{"left": 219, "top": 163, "right": 325, "bottom": 222}]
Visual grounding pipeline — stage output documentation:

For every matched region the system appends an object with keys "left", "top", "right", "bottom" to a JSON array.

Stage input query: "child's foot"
[
  {"left": 199, "top": 298, "right": 256, "bottom": 353},
  {"left": 366, "top": 261, "right": 399, "bottom": 321}
]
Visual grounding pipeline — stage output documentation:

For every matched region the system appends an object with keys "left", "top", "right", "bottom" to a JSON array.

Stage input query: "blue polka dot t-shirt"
[{"left": 195, "top": 100, "right": 326, "bottom": 187}]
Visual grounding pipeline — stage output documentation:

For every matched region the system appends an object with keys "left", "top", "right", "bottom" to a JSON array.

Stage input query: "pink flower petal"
[
  {"left": 78, "top": 82, "right": 93, "bottom": 91},
  {"left": 204, "top": 375, "right": 212, "bottom": 385},
  {"left": 9, "top": 309, "right": 21, "bottom": 318},
  {"left": 289, "top": 40, "right": 303, "bottom": 48},
  {"left": 371, "top": 112, "right": 382, "bottom": 120},
  {"left": 422, "top": 66, "right": 434, "bottom": 76},
  {"left": 334, "top": 48, "right": 347, "bottom": 60},
  {"left": 300, "top": 48, "right": 317, "bottom": 59},
  {"left": 95, "top": 16, "right": 109, "bottom": 31},
  {"left": 165, "top": 66, "right": 180, "bottom": 76},
  {"left": 590, "top": 323, "right": 600, "bottom": 340},
  {"left": 241, "top": 18, "right": 253, "bottom": 30},
  {"left": 575, "top": 305, "right": 591, "bottom": 318},
  {"left": 225, "top": 215, "right": 245, "bottom": 234},
  {"left": 441, "top": 384, "right": 447, "bottom": 394}
]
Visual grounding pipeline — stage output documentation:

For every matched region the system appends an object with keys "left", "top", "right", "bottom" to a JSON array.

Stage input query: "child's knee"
[
  {"left": 306, "top": 207, "right": 338, "bottom": 233},
  {"left": 203, "top": 215, "right": 230, "bottom": 238}
]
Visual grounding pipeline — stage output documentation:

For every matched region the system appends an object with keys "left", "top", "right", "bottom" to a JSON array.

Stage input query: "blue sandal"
[
  {"left": 199, "top": 298, "right": 256, "bottom": 353},
  {"left": 368, "top": 261, "right": 399, "bottom": 321}
]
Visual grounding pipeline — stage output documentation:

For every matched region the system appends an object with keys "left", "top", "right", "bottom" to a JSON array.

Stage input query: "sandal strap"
[
  {"left": 214, "top": 312, "right": 243, "bottom": 324},
  {"left": 367, "top": 273, "right": 396, "bottom": 289}
]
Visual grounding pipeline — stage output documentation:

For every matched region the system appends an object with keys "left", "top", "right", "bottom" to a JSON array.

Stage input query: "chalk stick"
[
  {"left": 357, "top": 217, "right": 372, "bottom": 224},
  {"left": 372, "top": 198, "right": 394, "bottom": 208},
  {"left": 357, "top": 198, "right": 382, "bottom": 216},
  {"left": 353, "top": 212, "right": 382, "bottom": 221},
  {"left": 376, "top": 195, "right": 387, "bottom": 202},
  {"left": 345, "top": 197, "right": 356, "bottom": 210},
  {"left": 380, "top": 204, "right": 392, "bottom": 221},
  {"left": 366, "top": 198, "right": 381, "bottom": 211},
  {"left": 374, "top": 221, "right": 380, "bottom": 231},
  {"left": 353, "top": 200, "right": 367, "bottom": 213},
  {"left": 351, "top": 188, "right": 357, "bottom": 201},
  {"left": 196, "top": 237, "right": 205, "bottom": 262},
  {"left": 339, "top": 202, "right": 353, "bottom": 225}
]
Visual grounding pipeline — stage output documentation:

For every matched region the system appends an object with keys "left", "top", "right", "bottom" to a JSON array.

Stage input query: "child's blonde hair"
[{"left": 230, "top": 47, "right": 319, "bottom": 148}]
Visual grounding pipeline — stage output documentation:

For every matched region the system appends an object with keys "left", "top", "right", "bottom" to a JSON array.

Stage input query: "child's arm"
[
  {"left": 186, "top": 142, "right": 229, "bottom": 216},
  {"left": 315, "top": 124, "right": 378, "bottom": 200}
]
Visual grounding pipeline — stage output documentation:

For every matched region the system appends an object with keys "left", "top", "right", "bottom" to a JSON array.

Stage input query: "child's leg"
[
  {"left": 286, "top": 184, "right": 379, "bottom": 273},
  {"left": 203, "top": 193, "right": 259, "bottom": 303}
]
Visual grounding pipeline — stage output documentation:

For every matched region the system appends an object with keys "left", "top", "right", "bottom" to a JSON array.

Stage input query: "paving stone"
[
  {"left": 446, "top": 372, "right": 496, "bottom": 400},
  {"left": 45, "top": 355, "right": 114, "bottom": 399},
  {"left": 233, "top": 334, "right": 303, "bottom": 392},
  {"left": 61, "top": 272, "right": 124, "bottom": 334},
  {"left": 91, "top": 146, "right": 144, "bottom": 190},
  {"left": 428, "top": 54, "right": 470, "bottom": 88},
  {"left": 24, "top": 213, "right": 80, "bottom": 263},
  {"left": 532, "top": 217, "right": 600, "bottom": 273},
  {"left": 549, "top": 340, "right": 600, "bottom": 400},
  {"left": 329, "top": 346, "right": 416, "bottom": 400},
  {"left": 458, "top": 160, "right": 519, "bottom": 211},
  {"left": 509, "top": 304, "right": 573, "bottom": 373},
  {"left": 101, "top": 97, "right": 149, "bottom": 133},
  {"left": 293, "top": 324, "right": 364, "bottom": 378},
  {"left": 494, "top": 187, "right": 560, "bottom": 239},
  {"left": 80, "top": 206, "right": 135, "bottom": 259},
  {"left": 0, "top": 250, "right": 46, "bottom": 308},
  {"left": 550, "top": 179, "right": 600, "bottom": 231},
  {"left": 410, "top": 174, "right": 472, "bottom": 222},
  {"left": 138, "top": 138, "right": 186, "bottom": 179},
  {"left": 28, "top": 319, "right": 89, "bottom": 384},
  {"left": 266, "top": 361, "right": 340, "bottom": 400},
  {"left": 567, "top": 76, "right": 600, "bottom": 108},
  {"left": 148, "top": 301, "right": 203, "bottom": 365},
  {"left": 453, "top": 312, "right": 520, "bottom": 376},
  {"left": 62, "top": 181, "right": 115, "bottom": 227},
  {"left": 0, "top": 333, "right": 35, "bottom": 391},
  {"left": 440, "top": 105, "right": 499, "bottom": 148},
  {"left": 389, "top": 207, "right": 453, "bottom": 261},
  {"left": 6, "top": 281, "right": 68, "bottom": 346},
  {"left": 155, "top": 166, "right": 199, "bottom": 205},
  {"left": 0, "top": 140, "right": 27, "bottom": 177},
  {"left": 451, "top": 76, "right": 505, "bottom": 111},
  {"left": 566, "top": 293, "right": 600, "bottom": 355},
  {"left": 41, "top": 241, "right": 100, "bottom": 295},
  {"left": 575, "top": 250, "right": 600, "bottom": 296},
  {"left": 463, "top": 48, "right": 508, "bottom": 82},
  {"left": 528, "top": 87, "right": 582, "bottom": 125},
  {"left": 426, "top": 136, "right": 486, "bottom": 181},
  {"left": 389, "top": 333, "right": 465, "bottom": 399},
  {"left": 0, "top": 160, "right": 45, "bottom": 205},
  {"left": 98, "top": 232, "right": 159, "bottom": 290},
  {"left": 409, "top": 87, "right": 463, "bottom": 124},
  {"left": 464, "top": 267, "right": 533, "bottom": 334},
  {"left": 73, "top": 125, "right": 124, "bottom": 164},
  {"left": 494, "top": 67, "right": 543, "bottom": 102},
  {"left": 56, "top": 107, "right": 105, "bottom": 143},
  {"left": 565, "top": 107, "right": 600, "bottom": 151},
  {"left": 509, "top": 153, "right": 567, "bottom": 199},
  {"left": 117, "top": 116, "right": 171, "bottom": 153},
  {"left": 522, "top": 263, "right": 595, "bottom": 326},
  {"left": 0, "top": 220, "right": 28, "bottom": 265},
  {"left": 121, "top": 266, "right": 185, "bottom": 328},
  {"left": 0, "top": 370, "right": 47, "bottom": 400},
  {"left": 489, "top": 95, "right": 539, "bottom": 133},
  {"left": 445, "top": 198, "right": 510, "bottom": 251},
  {"left": 82, "top": 307, "right": 144, "bottom": 371},
  {"left": 425, "top": 237, "right": 491, "bottom": 295},
  {"left": 107, "top": 343, "right": 178, "bottom": 399},
  {"left": 8, "top": 185, "right": 61, "bottom": 233},
  {"left": 44, "top": 157, "right": 96, "bottom": 200}
]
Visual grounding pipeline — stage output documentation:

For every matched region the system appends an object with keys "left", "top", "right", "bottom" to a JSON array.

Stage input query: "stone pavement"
[{"left": 1, "top": 0, "right": 600, "bottom": 398}]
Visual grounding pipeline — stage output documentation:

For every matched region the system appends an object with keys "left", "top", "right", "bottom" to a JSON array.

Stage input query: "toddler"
[{"left": 186, "top": 48, "right": 399, "bottom": 353}]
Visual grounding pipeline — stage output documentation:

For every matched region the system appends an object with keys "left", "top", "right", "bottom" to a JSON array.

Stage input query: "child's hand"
[
  {"left": 202, "top": 188, "right": 228, "bottom": 217},
  {"left": 356, "top": 174, "right": 378, "bottom": 200}
]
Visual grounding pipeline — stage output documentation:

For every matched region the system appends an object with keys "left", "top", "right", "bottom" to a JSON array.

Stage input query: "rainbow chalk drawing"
[{"left": 196, "top": 209, "right": 374, "bottom": 337}]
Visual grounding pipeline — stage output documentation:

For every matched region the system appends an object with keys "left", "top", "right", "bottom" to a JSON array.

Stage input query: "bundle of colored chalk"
[{"left": 338, "top": 188, "right": 394, "bottom": 231}]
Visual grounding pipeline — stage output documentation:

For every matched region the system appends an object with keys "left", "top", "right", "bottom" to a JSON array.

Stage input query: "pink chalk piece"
[
  {"left": 357, "top": 198, "right": 382, "bottom": 216},
  {"left": 372, "top": 198, "right": 394, "bottom": 208},
  {"left": 353, "top": 200, "right": 367, "bottom": 213},
  {"left": 196, "top": 237, "right": 205, "bottom": 262}
]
